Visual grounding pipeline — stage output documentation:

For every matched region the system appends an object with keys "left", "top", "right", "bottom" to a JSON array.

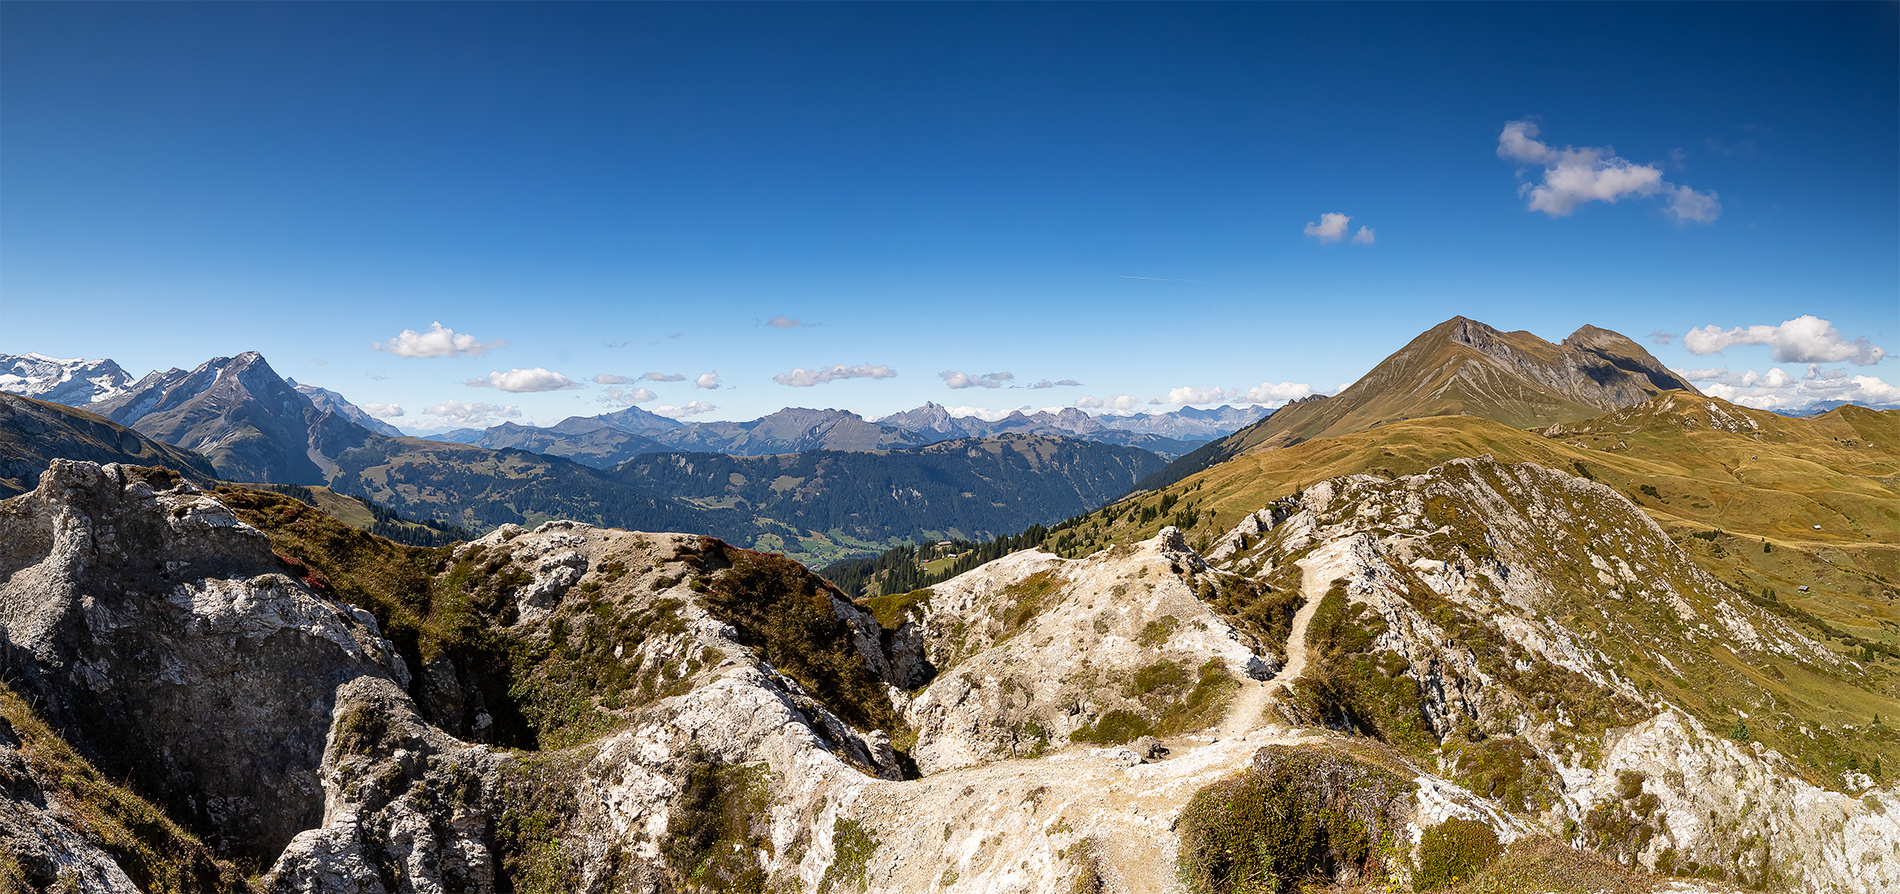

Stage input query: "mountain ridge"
[{"left": 1139, "top": 316, "right": 1702, "bottom": 491}]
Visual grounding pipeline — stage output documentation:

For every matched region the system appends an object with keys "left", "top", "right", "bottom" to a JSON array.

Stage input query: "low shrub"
[{"left": 1414, "top": 816, "right": 1502, "bottom": 890}]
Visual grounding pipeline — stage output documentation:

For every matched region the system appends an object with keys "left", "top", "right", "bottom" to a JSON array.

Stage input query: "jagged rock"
[{"left": 0, "top": 460, "right": 411, "bottom": 864}]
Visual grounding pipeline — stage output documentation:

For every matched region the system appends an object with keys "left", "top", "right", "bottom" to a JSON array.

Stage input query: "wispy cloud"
[
  {"left": 940, "top": 370, "right": 1014, "bottom": 389},
  {"left": 641, "top": 372, "right": 686, "bottom": 382},
  {"left": 695, "top": 372, "right": 721, "bottom": 390},
  {"left": 1681, "top": 364, "right": 1900, "bottom": 411},
  {"left": 656, "top": 401, "right": 718, "bottom": 418},
  {"left": 1498, "top": 119, "right": 1720, "bottom": 223},
  {"left": 1683, "top": 316, "right": 1886, "bottom": 366},
  {"left": 1027, "top": 379, "right": 1082, "bottom": 389},
  {"left": 765, "top": 317, "right": 813, "bottom": 328},
  {"left": 1351, "top": 226, "right": 1375, "bottom": 245},
  {"left": 466, "top": 368, "right": 583, "bottom": 392},
  {"left": 375, "top": 321, "right": 508, "bottom": 358},
  {"left": 594, "top": 373, "right": 634, "bottom": 385},
  {"left": 598, "top": 386, "right": 658, "bottom": 407},
  {"left": 773, "top": 363, "right": 897, "bottom": 387},
  {"left": 1074, "top": 394, "right": 1143, "bottom": 411},
  {"left": 422, "top": 400, "right": 521, "bottom": 427},
  {"left": 1163, "top": 381, "right": 1318, "bottom": 406},
  {"left": 1650, "top": 330, "right": 1679, "bottom": 346}
]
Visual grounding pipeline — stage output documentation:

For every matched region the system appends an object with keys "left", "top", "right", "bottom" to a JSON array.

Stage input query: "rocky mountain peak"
[
  {"left": 291, "top": 380, "right": 403, "bottom": 436},
  {"left": 1174, "top": 317, "right": 1705, "bottom": 467},
  {"left": 0, "top": 353, "right": 137, "bottom": 406},
  {"left": 87, "top": 351, "right": 375, "bottom": 484}
]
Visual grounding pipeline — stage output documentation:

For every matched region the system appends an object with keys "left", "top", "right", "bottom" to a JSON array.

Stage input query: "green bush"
[
  {"left": 1069, "top": 709, "right": 1153, "bottom": 745},
  {"left": 1137, "top": 616, "right": 1180, "bottom": 648},
  {"left": 1444, "top": 737, "right": 1558, "bottom": 813},
  {"left": 700, "top": 547, "right": 908, "bottom": 741},
  {"left": 663, "top": 749, "right": 772, "bottom": 892},
  {"left": 1175, "top": 746, "right": 1410, "bottom": 894},
  {"left": 1414, "top": 816, "right": 1502, "bottom": 890}
]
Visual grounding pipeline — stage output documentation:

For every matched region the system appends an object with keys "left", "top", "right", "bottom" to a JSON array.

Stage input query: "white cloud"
[
  {"left": 466, "top": 368, "right": 583, "bottom": 392},
  {"left": 641, "top": 372, "right": 686, "bottom": 382},
  {"left": 1351, "top": 226, "right": 1376, "bottom": 245},
  {"left": 1235, "top": 381, "right": 1318, "bottom": 405},
  {"left": 1167, "top": 385, "right": 1231, "bottom": 405},
  {"left": 1159, "top": 381, "right": 1319, "bottom": 407},
  {"left": 422, "top": 400, "right": 522, "bottom": 427},
  {"left": 594, "top": 373, "right": 633, "bottom": 384},
  {"left": 1497, "top": 119, "right": 1719, "bottom": 223},
  {"left": 1303, "top": 213, "right": 1352, "bottom": 243},
  {"left": 1028, "top": 379, "right": 1082, "bottom": 389},
  {"left": 1682, "top": 315, "right": 1887, "bottom": 366},
  {"left": 695, "top": 372, "right": 721, "bottom": 390},
  {"left": 1074, "top": 394, "right": 1143, "bottom": 411},
  {"left": 1685, "top": 365, "right": 1900, "bottom": 412},
  {"left": 361, "top": 402, "right": 404, "bottom": 418},
  {"left": 773, "top": 363, "right": 897, "bottom": 387},
  {"left": 598, "top": 386, "right": 658, "bottom": 407},
  {"left": 656, "top": 401, "right": 718, "bottom": 418},
  {"left": 766, "top": 316, "right": 812, "bottom": 328},
  {"left": 940, "top": 370, "right": 1014, "bottom": 389},
  {"left": 1667, "top": 184, "right": 1722, "bottom": 223},
  {"left": 375, "top": 321, "right": 508, "bottom": 358}
]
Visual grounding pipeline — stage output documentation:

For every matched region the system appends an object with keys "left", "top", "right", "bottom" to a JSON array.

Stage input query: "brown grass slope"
[
  {"left": 1059, "top": 393, "right": 1899, "bottom": 665},
  {"left": 1210, "top": 317, "right": 1699, "bottom": 462}
]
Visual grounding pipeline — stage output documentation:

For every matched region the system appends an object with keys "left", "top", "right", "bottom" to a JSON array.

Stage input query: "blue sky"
[{"left": 3, "top": 2, "right": 1894, "bottom": 429}]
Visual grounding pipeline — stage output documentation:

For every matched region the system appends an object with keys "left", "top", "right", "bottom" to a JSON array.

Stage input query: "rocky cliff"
[{"left": 3, "top": 456, "right": 1894, "bottom": 893}]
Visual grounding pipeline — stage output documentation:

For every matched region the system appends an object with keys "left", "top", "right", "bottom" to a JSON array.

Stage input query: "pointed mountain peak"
[{"left": 1207, "top": 318, "right": 1704, "bottom": 458}]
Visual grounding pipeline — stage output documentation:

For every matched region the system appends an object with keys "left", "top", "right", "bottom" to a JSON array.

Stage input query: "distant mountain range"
[
  {"left": 447, "top": 402, "right": 1262, "bottom": 467},
  {"left": 0, "top": 318, "right": 1865, "bottom": 565},
  {"left": 0, "top": 351, "right": 1171, "bottom": 563}
]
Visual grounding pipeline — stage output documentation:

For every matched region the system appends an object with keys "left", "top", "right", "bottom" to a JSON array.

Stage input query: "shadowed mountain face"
[
  {"left": 91, "top": 352, "right": 375, "bottom": 485},
  {"left": 0, "top": 394, "right": 220, "bottom": 496},
  {"left": 474, "top": 420, "right": 666, "bottom": 469},
  {"left": 1145, "top": 317, "right": 1701, "bottom": 490}
]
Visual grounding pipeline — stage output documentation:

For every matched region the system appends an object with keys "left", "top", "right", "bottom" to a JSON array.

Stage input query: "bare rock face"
[
  {"left": 267, "top": 677, "right": 507, "bottom": 894},
  {"left": 900, "top": 530, "right": 1276, "bottom": 775},
  {"left": 0, "top": 459, "right": 411, "bottom": 865}
]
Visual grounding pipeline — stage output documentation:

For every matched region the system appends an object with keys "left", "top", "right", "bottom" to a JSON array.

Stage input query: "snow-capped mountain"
[{"left": 0, "top": 353, "right": 137, "bottom": 406}]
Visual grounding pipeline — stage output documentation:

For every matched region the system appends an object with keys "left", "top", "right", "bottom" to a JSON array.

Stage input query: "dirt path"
[
  {"left": 842, "top": 549, "right": 1355, "bottom": 893},
  {"left": 1213, "top": 560, "right": 1329, "bottom": 740}
]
